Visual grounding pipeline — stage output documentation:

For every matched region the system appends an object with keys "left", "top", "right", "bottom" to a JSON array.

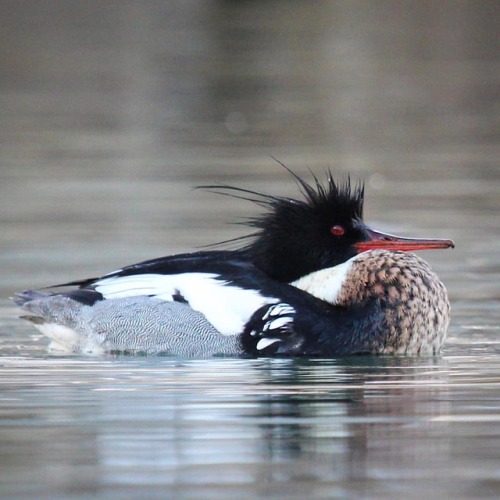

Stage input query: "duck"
[
  {"left": 13, "top": 169, "right": 454, "bottom": 356},
  {"left": 14, "top": 250, "right": 451, "bottom": 356}
]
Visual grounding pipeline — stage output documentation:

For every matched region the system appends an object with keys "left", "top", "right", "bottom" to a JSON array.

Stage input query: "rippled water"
[{"left": 1, "top": 1, "right": 499, "bottom": 498}]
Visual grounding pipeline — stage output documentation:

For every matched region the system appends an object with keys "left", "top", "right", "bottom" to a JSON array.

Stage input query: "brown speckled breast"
[{"left": 337, "top": 250, "right": 450, "bottom": 355}]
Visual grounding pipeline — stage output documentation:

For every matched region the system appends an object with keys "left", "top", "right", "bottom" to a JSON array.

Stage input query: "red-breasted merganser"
[{"left": 14, "top": 170, "right": 454, "bottom": 356}]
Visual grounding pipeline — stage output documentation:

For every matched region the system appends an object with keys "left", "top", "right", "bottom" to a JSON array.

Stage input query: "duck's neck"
[{"left": 291, "top": 259, "right": 353, "bottom": 305}]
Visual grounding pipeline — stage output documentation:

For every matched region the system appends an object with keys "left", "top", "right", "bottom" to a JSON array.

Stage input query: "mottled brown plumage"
[{"left": 330, "top": 250, "right": 450, "bottom": 354}]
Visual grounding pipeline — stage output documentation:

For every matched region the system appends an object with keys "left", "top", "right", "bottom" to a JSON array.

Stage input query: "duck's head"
[{"left": 202, "top": 168, "right": 454, "bottom": 282}]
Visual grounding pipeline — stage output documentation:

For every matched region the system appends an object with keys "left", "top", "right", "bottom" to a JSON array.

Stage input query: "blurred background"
[
  {"left": 1, "top": 0, "right": 498, "bottom": 298},
  {"left": 1, "top": 3, "right": 500, "bottom": 498}
]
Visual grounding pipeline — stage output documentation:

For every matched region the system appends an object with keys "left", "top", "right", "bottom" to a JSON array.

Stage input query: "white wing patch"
[
  {"left": 262, "top": 303, "right": 295, "bottom": 320},
  {"left": 256, "top": 338, "right": 281, "bottom": 350},
  {"left": 248, "top": 302, "right": 296, "bottom": 348},
  {"left": 94, "top": 273, "right": 279, "bottom": 336},
  {"left": 263, "top": 316, "right": 293, "bottom": 331}
]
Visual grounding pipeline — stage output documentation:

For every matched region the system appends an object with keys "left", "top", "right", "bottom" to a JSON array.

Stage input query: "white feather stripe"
[
  {"left": 256, "top": 338, "right": 281, "bottom": 350},
  {"left": 94, "top": 273, "right": 218, "bottom": 298},
  {"left": 95, "top": 273, "right": 279, "bottom": 336},
  {"left": 265, "top": 316, "right": 293, "bottom": 331},
  {"left": 262, "top": 303, "right": 295, "bottom": 320}
]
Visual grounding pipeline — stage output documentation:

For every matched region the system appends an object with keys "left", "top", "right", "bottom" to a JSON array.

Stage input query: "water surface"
[{"left": 1, "top": 1, "right": 499, "bottom": 498}]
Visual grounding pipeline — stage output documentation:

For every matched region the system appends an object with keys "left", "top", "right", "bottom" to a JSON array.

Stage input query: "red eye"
[{"left": 331, "top": 225, "right": 345, "bottom": 236}]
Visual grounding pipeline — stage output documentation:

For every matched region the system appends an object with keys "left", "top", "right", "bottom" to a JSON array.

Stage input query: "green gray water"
[{"left": 1, "top": 2, "right": 499, "bottom": 498}]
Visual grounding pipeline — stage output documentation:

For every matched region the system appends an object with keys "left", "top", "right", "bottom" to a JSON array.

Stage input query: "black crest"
[{"left": 198, "top": 164, "right": 366, "bottom": 282}]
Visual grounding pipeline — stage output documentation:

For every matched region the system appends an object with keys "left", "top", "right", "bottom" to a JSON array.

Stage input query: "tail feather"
[
  {"left": 13, "top": 288, "right": 102, "bottom": 310},
  {"left": 12, "top": 290, "right": 88, "bottom": 353},
  {"left": 12, "top": 290, "right": 52, "bottom": 307}
]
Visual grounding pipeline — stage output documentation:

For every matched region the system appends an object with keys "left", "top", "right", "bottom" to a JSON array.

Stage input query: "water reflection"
[
  {"left": 1, "top": 0, "right": 500, "bottom": 498},
  {"left": 1, "top": 355, "right": 458, "bottom": 497}
]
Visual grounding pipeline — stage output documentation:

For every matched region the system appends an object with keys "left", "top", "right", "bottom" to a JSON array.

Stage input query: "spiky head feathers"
[
  {"left": 247, "top": 171, "right": 364, "bottom": 233},
  {"left": 199, "top": 169, "right": 366, "bottom": 282}
]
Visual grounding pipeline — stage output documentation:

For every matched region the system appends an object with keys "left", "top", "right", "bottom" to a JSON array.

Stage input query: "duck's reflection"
[
  {"left": 5, "top": 356, "right": 452, "bottom": 495},
  {"left": 95, "top": 357, "right": 452, "bottom": 491},
  {"left": 246, "top": 357, "right": 451, "bottom": 488}
]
